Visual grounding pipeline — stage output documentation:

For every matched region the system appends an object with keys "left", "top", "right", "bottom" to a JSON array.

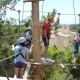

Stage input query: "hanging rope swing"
[{"left": 72, "top": 0, "right": 78, "bottom": 32}]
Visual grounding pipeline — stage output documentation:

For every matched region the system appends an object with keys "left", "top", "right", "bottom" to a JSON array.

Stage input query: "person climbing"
[
  {"left": 72, "top": 32, "right": 80, "bottom": 68},
  {"left": 42, "top": 15, "right": 59, "bottom": 62},
  {"left": 13, "top": 37, "right": 31, "bottom": 78},
  {"left": 24, "top": 26, "right": 32, "bottom": 50}
]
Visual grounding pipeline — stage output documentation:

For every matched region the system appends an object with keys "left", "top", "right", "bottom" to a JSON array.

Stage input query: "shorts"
[
  {"left": 42, "top": 37, "right": 49, "bottom": 46},
  {"left": 14, "top": 62, "right": 25, "bottom": 68},
  {"left": 74, "top": 52, "right": 78, "bottom": 57}
]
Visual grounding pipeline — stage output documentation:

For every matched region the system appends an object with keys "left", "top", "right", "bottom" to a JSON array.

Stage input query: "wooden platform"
[
  {"left": 0, "top": 77, "right": 31, "bottom": 80},
  {"left": 25, "top": 58, "right": 56, "bottom": 67},
  {"left": 0, "top": 59, "right": 56, "bottom": 80}
]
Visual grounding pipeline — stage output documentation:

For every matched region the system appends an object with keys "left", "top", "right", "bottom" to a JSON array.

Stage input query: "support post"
[
  {"left": 32, "top": 1, "right": 41, "bottom": 62},
  {"left": 18, "top": 10, "right": 20, "bottom": 37}
]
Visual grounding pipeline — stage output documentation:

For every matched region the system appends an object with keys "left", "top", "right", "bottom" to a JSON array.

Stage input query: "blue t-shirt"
[
  {"left": 73, "top": 41, "right": 79, "bottom": 53},
  {"left": 13, "top": 45, "right": 29, "bottom": 63},
  {"left": 24, "top": 31, "right": 31, "bottom": 41}
]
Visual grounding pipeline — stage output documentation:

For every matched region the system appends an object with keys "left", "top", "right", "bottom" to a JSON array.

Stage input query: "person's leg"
[
  {"left": 44, "top": 46, "right": 48, "bottom": 59},
  {"left": 73, "top": 57, "right": 77, "bottom": 65},
  {"left": 19, "top": 68, "right": 24, "bottom": 79},
  {"left": 14, "top": 67, "right": 19, "bottom": 78},
  {"left": 72, "top": 53, "right": 78, "bottom": 68},
  {"left": 42, "top": 38, "right": 49, "bottom": 59}
]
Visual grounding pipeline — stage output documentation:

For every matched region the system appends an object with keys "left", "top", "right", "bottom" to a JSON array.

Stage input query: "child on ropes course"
[
  {"left": 13, "top": 37, "right": 31, "bottom": 78},
  {"left": 42, "top": 15, "right": 59, "bottom": 62},
  {"left": 24, "top": 26, "right": 32, "bottom": 50},
  {"left": 72, "top": 32, "right": 80, "bottom": 68}
]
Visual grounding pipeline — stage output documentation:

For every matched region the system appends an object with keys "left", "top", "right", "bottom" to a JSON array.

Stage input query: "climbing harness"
[{"left": 15, "top": 49, "right": 25, "bottom": 59}]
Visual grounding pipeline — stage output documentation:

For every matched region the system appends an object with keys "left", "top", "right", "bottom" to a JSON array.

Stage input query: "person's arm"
[
  {"left": 52, "top": 18, "right": 59, "bottom": 26},
  {"left": 25, "top": 49, "right": 30, "bottom": 61},
  {"left": 44, "top": 30, "right": 48, "bottom": 40},
  {"left": 44, "top": 30, "right": 48, "bottom": 43},
  {"left": 76, "top": 33, "right": 80, "bottom": 42},
  {"left": 26, "top": 36, "right": 32, "bottom": 40}
]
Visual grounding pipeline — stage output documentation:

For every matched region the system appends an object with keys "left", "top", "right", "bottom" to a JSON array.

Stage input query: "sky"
[{"left": 5, "top": 0, "right": 80, "bottom": 24}]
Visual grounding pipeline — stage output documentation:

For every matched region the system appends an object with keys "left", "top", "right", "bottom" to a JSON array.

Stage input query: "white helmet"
[
  {"left": 28, "top": 26, "right": 32, "bottom": 30},
  {"left": 18, "top": 37, "right": 26, "bottom": 43}
]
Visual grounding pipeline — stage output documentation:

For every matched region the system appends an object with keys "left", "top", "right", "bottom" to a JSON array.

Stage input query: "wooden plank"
[
  {"left": 30, "top": 74, "right": 47, "bottom": 78},
  {"left": 23, "top": 62, "right": 31, "bottom": 79},
  {"left": 25, "top": 58, "right": 56, "bottom": 66},
  {"left": 23, "top": 0, "right": 44, "bottom": 2},
  {"left": 0, "top": 77, "right": 31, "bottom": 80}
]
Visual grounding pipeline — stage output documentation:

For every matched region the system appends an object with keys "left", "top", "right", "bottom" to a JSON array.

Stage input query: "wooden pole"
[
  {"left": 23, "top": 1, "right": 42, "bottom": 80},
  {"left": 32, "top": 1, "right": 41, "bottom": 62},
  {"left": 32, "top": 1, "right": 42, "bottom": 80}
]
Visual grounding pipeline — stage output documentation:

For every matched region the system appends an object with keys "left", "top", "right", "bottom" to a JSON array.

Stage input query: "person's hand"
[
  {"left": 30, "top": 45, "right": 34, "bottom": 52},
  {"left": 12, "top": 45, "right": 14, "bottom": 51}
]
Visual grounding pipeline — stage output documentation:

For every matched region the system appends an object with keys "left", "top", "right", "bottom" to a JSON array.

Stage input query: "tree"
[
  {"left": 0, "top": 0, "right": 20, "bottom": 6},
  {"left": 41, "top": 9, "right": 57, "bottom": 23},
  {"left": 24, "top": 17, "right": 32, "bottom": 27},
  {"left": 0, "top": 0, "right": 20, "bottom": 22}
]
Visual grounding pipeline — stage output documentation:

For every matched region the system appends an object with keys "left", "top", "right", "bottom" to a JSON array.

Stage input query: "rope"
[
  {"left": 22, "top": 2, "right": 25, "bottom": 21},
  {"left": 72, "top": 0, "right": 78, "bottom": 31},
  {"left": 0, "top": 38, "right": 40, "bottom": 62},
  {"left": 0, "top": 62, "right": 10, "bottom": 80},
  {"left": 0, "top": 51, "right": 24, "bottom": 62},
  {"left": 27, "top": 66, "right": 36, "bottom": 78},
  {"left": 41, "top": 0, "right": 44, "bottom": 20},
  {"left": 0, "top": 34, "right": 18, "bottom": 38}
]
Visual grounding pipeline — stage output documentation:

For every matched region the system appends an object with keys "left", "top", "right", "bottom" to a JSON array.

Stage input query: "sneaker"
[
  {"left": 72, "top": 65, "right": 77, "bottom": 69},
  {"left": 44, "top": 58, "right": 52, "bottom": 62}
]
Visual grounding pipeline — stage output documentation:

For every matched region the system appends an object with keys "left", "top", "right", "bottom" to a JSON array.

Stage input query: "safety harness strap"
[{"left": 15, "top": 50, "right": 25, "bottom": 59}]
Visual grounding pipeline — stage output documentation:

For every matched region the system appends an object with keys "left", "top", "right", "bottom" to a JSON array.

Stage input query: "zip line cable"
[
  {"left": 22, "top": 2, "right": 25, "bottom": 21},
  {"left": 72, "top": 0, "right": 76, "bottom": 24},
  {"left": 72, "top": 0, "right": 78, "bottom": 31},
  {"left": 41, "top": 0, "right": 44, "bottom": 21}
]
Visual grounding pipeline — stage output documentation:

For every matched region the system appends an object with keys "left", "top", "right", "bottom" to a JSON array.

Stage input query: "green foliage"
[
  {"left": 78, "top": 29, "right": 80, "bottom": 33},
  {"left": 42, "top": 46, "right": 80, "bottom": 80},
  {"left": 41, "top": 9, "right": 57, "bottom": 24},
  {"left": 0, "top": 9, "right": 80, "bottom": 79},
  {"left": 24, "top": 17, "right": 32, "bottom": 27},
  {"left": 47, "top": 9, "right": 56, "bottom": 18},
  {"left": 0, "top": 0, "right": 12, "bottom": 5}
]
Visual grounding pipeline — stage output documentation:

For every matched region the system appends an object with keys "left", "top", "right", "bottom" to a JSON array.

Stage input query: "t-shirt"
[
  {"left": 42, "top": 22, "right": 51, "bottom": 38},
  {"left": 13, "top": 45, "right": 29, "bottom": 63},
  {"left": 74, "top": 36, "right": 80, "bottom": 41},
  {"left": 24, "top": 31, "right": 32, "bottom": 41}
]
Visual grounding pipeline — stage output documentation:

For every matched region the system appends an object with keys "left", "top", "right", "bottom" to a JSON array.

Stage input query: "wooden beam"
[
  {"left": 29, "top": 74, "right": 47, "bottom": 78},
  {"left": 0, "top": 77, "right": 31, "bottom": 80},
  {"left": 23, "top": 0, "right": 44, "bottom": 2},
  {"left": 23, "top": 62, "right": 31, "bottom": 79},
  {"left": 25, "top": 58, "right": 56, "bottom": 68}
]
